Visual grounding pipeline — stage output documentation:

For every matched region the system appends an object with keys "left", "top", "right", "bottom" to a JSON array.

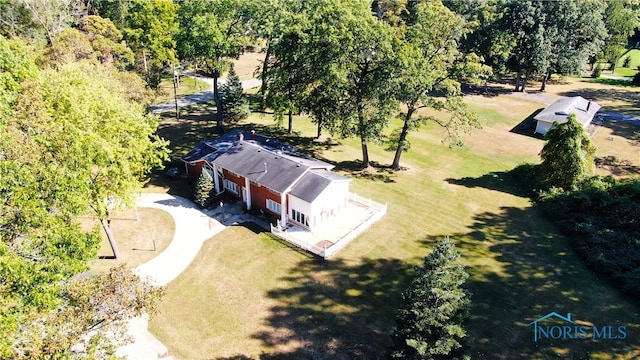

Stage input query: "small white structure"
[{"left": 534, "top": 96, "right": 601, "bottom": 135}]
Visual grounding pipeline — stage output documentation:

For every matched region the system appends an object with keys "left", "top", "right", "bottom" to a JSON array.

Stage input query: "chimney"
[
  {"left": 238, "top": 132, "right": 244, "bottom": 141},
  {"left": 251, "top": 129, "right": 256, "bottom": 140},
  {"left": 263, "top": 162, "right": 267, "bottom": 173},
  {"left": 587, "top": 101, "right": 591, "bottom": 112}
]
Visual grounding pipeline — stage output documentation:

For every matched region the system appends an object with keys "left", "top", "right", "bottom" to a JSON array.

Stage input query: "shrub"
[
  {"left": 622, "top": 56, "right": 631, "bottom": 68},
  {"left": 194, "top": 170, "right": 214, "bottom": 208},
  {"left": 592, "top": 64, "right": 602, "bottom": 78},
  {"left": 537, "top": 177, "right": 640, "bottom": 299}
]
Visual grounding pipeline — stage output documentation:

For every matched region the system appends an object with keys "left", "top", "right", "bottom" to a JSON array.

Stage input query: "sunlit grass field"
[{"left": 145, "top": 76, "right": 640, "bottom": 358}]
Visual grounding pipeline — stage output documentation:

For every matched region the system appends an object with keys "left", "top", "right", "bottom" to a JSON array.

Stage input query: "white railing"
[
  {"left": 270, "top": 194, "right": 387, "bottom": 259},
  {"left": 270, "top": 223, "right": 328, "bottom": 257},
  {"left": 348, "top": 192, "right": 387, "bottom": 212}
]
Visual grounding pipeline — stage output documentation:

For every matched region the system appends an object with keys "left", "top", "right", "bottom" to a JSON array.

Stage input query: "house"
[
  {"left": 182, "top": 130, "right": 386, "bottom": 258},
  {"left": 183, "top": 130, "right": 352, "bottom": 231},
  {"left": 534, "top": 96, "right": 601, "bottom": 135}
]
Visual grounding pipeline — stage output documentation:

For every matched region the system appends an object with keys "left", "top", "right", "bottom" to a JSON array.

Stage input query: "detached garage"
[{"left": 534, "top": 96, "right": 601, "bottom": 135}]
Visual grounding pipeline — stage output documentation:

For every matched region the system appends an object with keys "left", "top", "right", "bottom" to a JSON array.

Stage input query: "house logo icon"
[
  {"left": 528, "top": 312, "right": 627, "bottom": 342},
  {"left": 528, "top": 312, "right": 575, "bottom": 342}
]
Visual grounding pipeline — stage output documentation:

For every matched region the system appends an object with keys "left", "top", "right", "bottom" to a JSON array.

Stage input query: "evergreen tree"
[
  {"left": 539, "top": 113, "right": 597, "bottom": 190},
  {"left": 220, "top": 65, "right": 249, "bottom": 123},
  {"left": 391, "top": 237, "right": 470, "bottom": 360},
  {"left": 194, "top": 169, "right": 214, "bottom": 207}
]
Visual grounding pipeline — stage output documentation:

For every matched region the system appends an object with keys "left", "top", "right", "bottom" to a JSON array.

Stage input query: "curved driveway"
[{"left": 117, "top": 193, "right": 227, "bottom": 360}]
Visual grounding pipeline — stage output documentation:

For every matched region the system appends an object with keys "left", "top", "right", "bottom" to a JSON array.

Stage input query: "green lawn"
[
  {"left": 613, "top": 49, "right": 640, "bottom": 78},
  {"left": 147, "top": 84, "right": 640, "bottom": 358},
  {"left": 151, "top": 75, "right": 211, "bottom": 105}
]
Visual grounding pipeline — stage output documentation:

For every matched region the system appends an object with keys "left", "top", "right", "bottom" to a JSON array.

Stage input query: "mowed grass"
[
  {"left": 152, "top": 75, "right": 212, "bottom": 105},
  {"left": 78, "top": 208, "right": 175, "bottom": 273},
  {"left": 147, "top": 78, "right": 640, "bottom": 358}
]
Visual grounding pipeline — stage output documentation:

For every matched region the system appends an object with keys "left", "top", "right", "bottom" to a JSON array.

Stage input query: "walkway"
[
  {"left": 150, "top": 73, "right": 262, "bottom": 114},
  {"left": 116, "top": 193, "right": 226, "bottom": 360}
]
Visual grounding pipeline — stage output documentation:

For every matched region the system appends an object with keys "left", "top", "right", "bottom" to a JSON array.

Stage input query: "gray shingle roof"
[
  {"left": 289, "top": 170, "right": 351, "bottom": 203},
  {"left": 534, "top": 96, "right": 601, "bottom": 127},
  {"left": 213, "top": 141, "right": 309, "bottom": 193}
]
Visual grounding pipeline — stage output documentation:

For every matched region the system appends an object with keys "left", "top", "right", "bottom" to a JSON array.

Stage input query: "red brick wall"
[
  {"left": 222, "top": 169, "right": 244, "bottom": 199},
  {"left": 186, "top": 161, "right": 205, "bottom": 179},
  {"left": 249, "top": 183, "right": 281, "bottom": 218}
]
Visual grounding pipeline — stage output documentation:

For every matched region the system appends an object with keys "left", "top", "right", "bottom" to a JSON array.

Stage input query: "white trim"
[
  {"left": 266, "top": 199, "right": 281, "bottom": 214},
  {"left": 245, "top": 177, "right": 251, "bottom": 210},
  {"left": 224, "top": 179, "right": 238, "bottom": 194}
]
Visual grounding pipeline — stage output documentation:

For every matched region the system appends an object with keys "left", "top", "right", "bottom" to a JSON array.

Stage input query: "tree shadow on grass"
[
  {"left": 595, "top": 155, "right": 640, "bottom": 177},
  {"left": 445, "top": 171, "right": 529, "bottom": 198},
  {"left": 333, "top": 160, "right": 397, "bottom": 183},
  {"left": 250, "top": 257, "right": 414, "bottom": 359},
  {"left": 423, "top": 206, "right": 640, "bottom": 359}
]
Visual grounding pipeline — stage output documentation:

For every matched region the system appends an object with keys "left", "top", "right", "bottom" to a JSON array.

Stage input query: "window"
[
  {"left": 291, "top": 209, "right": 309, "bottom": 227},
  {"left": 266, "top": 199, "right": 281, "bottom": 214},
  {"left": 224, "top": 179, "right": 238, "bottom": 194}
]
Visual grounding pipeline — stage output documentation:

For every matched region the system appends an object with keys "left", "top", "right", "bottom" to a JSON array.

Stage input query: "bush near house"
[{"left": 194, "top": 170, "right": 214, "bottom": 208}]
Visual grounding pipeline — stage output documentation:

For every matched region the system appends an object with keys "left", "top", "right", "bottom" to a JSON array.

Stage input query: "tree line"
[{"left": 4, "top": 0, "right": 637, "bottom": 169}]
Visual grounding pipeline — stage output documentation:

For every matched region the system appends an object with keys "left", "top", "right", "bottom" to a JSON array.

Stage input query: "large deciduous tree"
[
  {"left": 325, "top": 0, "right": 398, "bottom": 168},
  {"left": 390, "top": 0, "right": 489, "bottom": 170},
  {"left": 539, "top": 114, "right": 597, "bottom": 190},
  {"left": 264, "top": 3, "right": 310, "bottom": 134},
  {"left": 391, "top": 237, "right": 470, "bottom": 359},
  {"left": 538, "top": 0, "right": 607, "bottom": 91},
  {"left": 121, "top": 0, "right": 178, "bottom": 90},
  {"left": 176, "top": 0, "right": 255, "bottom": 133},
  {"left": 599, "top": 0, "right": 640, "bottom": 72},
  {"left": 444, "top": 0, "right": 513, "bottom": 77},
  {"left": 0, "top": 35, "right": 166, "bottom": 358}
]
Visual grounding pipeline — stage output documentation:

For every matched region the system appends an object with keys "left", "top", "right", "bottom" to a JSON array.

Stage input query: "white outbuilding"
[{"left": 534, "top": 96, "right": 601, "bottom": 135}]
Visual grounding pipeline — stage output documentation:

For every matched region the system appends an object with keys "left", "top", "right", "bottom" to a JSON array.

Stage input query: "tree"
[
  {"left": 250, "top": 0, "right": 299, "bottom": 109},
  {"left": 176, "top": 0, "right": 255, "bottom": 133},
  {"left": 329, "top": 1, "right": 398, "bottom": 168},
  {"left": 121, "top": 0, "right": 178, "bottom": 90},
  {"left": 219, "top": 64, "right": 249, "bottom": 123},
  {"left": 195, "top": 169, "right": 215, "bottom": 208},
  {"left": 1, "top": 36, "right": 167, "bottom": 358},
  {"left": 16, "top": 0, "right": 85, "bottom": 45},
  {"left": 10, "top": 266, "right": 163, "bottom": 358},
  {"left": 502, "top": 0, "right": 548, "bottom": 92},
  {"left": 264, "top": 5, "right": 310, "bottom": 134},
  {"left": 539, "top": 114, "right": 597, "bottom": 190},
  {"left": 538, "top": 0, "right": 607, "bottom": 91},
  {"left": 391, "top": 237, "right": 470, "bottom": 360},
  {"left": 599, "top": 0, "right": 640, "bottom": 72},
  {"left": 13, "top": 61, "right": 169, "bottom": 258},
  {"left": 444, "top": 0, "right": 513, "bottom": 77},
  {"left": 390, "top": 1, "right": 489, "bottom": 170}
]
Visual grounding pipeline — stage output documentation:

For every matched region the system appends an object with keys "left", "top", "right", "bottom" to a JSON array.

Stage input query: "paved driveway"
[{"left": 117, "top": 193, "right": 227, "bottom": 360}]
